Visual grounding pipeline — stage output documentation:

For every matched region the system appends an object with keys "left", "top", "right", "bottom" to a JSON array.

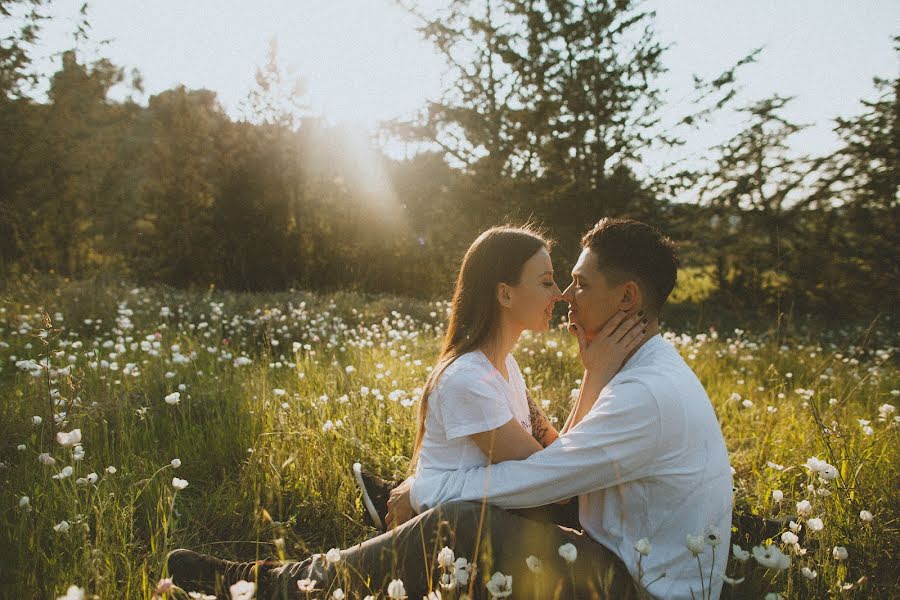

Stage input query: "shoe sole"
[{"left": 353, "top": 462, "right": 383, "bottom": 530}]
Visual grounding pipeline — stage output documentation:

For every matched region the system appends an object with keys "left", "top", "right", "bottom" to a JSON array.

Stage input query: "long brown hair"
[{"left": 409, "top": 225, "right": 550, "bottom": 473}]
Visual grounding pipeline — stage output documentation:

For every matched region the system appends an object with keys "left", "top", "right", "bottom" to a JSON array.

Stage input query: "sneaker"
[{"left": 352, "top": 462, "right": 394, "bottom": 531}]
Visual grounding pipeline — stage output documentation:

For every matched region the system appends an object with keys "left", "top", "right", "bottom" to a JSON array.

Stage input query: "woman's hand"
[
  {"left": 561, "top": 311, "right": 646, "bottom": 433},
  {"left": 569, "top": 310, "right": 645, "bottom": 379}
]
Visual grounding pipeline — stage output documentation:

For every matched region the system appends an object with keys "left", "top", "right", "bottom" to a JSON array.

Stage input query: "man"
[
  {"left": 387, "top": 218, "right": 733, "bottom": 599},
  {"left": 169, "top": 218, "right": 732, "bottom": 599}
]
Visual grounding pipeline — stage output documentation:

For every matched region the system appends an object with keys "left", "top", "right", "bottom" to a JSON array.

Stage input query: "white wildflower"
[
  {"left": 752, "top": 545, "right": 790, "bottom": 570},
  {"left": 685, "top": 534, "right": 705, "bottom": 556},
  {"left": 485, "top": 571, "right": 512, "bottom": 599},
  {"left": 387, "top": 579, "right": 407, "bottom": 599},
  {"left": 558, "top": 542, "right": 577, "bottom": 563}
]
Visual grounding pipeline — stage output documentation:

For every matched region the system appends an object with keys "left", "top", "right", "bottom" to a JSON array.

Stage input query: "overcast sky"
[{"left": 8, "top": 0, "right": 898, "bottom": 173}]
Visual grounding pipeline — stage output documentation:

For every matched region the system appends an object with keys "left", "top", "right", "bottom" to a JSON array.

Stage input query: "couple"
[{"left": 169, "top": 218, "right": 733, "bottom": 599}]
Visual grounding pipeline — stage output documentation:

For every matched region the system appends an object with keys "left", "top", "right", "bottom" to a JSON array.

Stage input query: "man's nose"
[{"left": 561, "top": 282, "right": 575, "bottom": 303}]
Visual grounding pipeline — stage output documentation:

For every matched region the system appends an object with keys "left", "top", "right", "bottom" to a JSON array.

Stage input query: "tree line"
[{"left": 1, "top": 0, "right": 896, "bottom": 320}]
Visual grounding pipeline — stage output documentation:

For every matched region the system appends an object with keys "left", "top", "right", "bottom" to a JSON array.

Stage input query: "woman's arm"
[
  {"left": 469, "top": 418, "right": 544, "bottom": 463},
  {"left": 526, "top": 390, "right": 559, "bottom": 447}
]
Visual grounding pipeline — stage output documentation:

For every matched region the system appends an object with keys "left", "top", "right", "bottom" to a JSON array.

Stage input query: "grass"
[{"left": 0, "top": 277, "right": 897, "bottom": 598}]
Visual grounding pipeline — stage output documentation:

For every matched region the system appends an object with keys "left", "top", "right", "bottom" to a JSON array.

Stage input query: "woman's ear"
[
  {"left": 497, "top": 282, "right": 513, "bottom": 308},
  {"left": 619, "top": 281, "right": 641, "bottom": 312}
]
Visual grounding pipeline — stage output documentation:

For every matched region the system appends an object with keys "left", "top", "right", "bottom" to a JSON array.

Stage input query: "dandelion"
[
  {"left": 424, "top": 592, "right": 441, "bottom": 600},
  {"left": 171, "top": 458, "right": 182, "bottom": 469},
  {"left": 16, "top": 444, "right": 26, "bottom": 451},
  {"left": 387, "top": 578, "right": 407, "bottom": 599},
  {"left": 229, "top": 580, "right": 256, "bottom": 600},
  {"left": 525, "top": 555, "right": 543, "bottom": 573},
  {"left": 19, "top": 496, "right": 30, "bottom": 509},
  {"left": 188, "top": 593, "right": 216, "bottom": 600},
  {"left": 796, "top": 499, "right": 812, "bottom": 516},
  {"left": 106, "top": 466, "right": 117, "bottom": 474},
  {"left": 722, "top": 575, "right": 744, "bottom": 585},
  {"left": 57, "top": 585, "right": 85, "bottom": 600},
  {"left": 437, "top": 546, "right": 454, "bottom": 569},
  {"left": 39, "top": 453, "right": 57, "bottom": 466},
  {"left": 789, "top": 520, "right": 802, "bottom": 532},
  {"left": 164, "top": 392, "right": 181, "bottom": 405},
  {"left": 764, "top": 593, "right": 782, "bottom": 600},
  {"left": 801, "top": 566, "right": 818, "bottom": 579},
  {"left": 322, "top": 420, "right": 335, "bottom": 433},
  {"left": 485, "top": 572, "right": 512, "bottom": 599},
  {"left": 685, "top": 534, "right": 705, "bottom": 556},
  {"left": 325, "top": 547, "right": 341, "bottom": 565},
  {"left": 860, "top": 510, "right": 874, "bottom": 522},
  {"left": 332, "top": 589, "right": 345, "bottom": 600},
  {"left": 752, "top": 545, "right": 791, "bottom": 570},
  {"left": 832, "top": 546, "right": 848, "bottom": 560},
  {"left": 772, "top": 489, "right": 783, "bottom": 502},
  {"left": 273, "top": 388, "right": 286, "bottom": 396},
  {"left": 56, "top": 429, "right": 81, "bottom": 447},
  {"left": 296, "top": 578, "right": 317, "bottom": 592},
  {"left": 172, "top": 477, "right": 189, "bottom": 490},
  {"left": 634, "top": 538, "right": 652, "bottom": 556},
  {"left": 731, "top": 544, "right": 750, "bottom": 562},
  {"left": 33, "top": 416, "right": 43, "bottom": 425},
  {"left": 806, "top": 517, "right": 824, "bottom": 532}
]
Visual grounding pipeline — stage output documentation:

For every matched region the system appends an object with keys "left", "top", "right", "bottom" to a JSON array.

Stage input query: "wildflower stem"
[
  {"left": 707, "top": 546, "right": 715, "bottom": 600},
  {"left": 696, "top": 555, "right": 706, "bottom": 600}
]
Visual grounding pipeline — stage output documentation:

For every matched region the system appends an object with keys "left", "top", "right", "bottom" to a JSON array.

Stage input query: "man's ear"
[
  {"left": 497, "top": 282, "right": 513, "bottom": 308},
  {"left": 619, "top": 281, "right": 641, "bottom": 312}
]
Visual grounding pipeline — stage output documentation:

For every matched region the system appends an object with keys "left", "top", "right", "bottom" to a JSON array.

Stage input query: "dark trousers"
[{"left": 266, "top": 500, "right": 639, "bottom": 599}]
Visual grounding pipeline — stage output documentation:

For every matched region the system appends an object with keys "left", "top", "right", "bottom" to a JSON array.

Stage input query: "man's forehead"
[{"left": 572, "top": 248, "right": 599, "bottom": 275}]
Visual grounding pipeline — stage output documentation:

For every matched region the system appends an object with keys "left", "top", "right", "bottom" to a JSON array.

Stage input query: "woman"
[{"left": 355, "top": 225, "right": 644, "bottom": 530}]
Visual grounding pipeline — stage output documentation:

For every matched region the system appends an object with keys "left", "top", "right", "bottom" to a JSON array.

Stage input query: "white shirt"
[
  {"left": 410, "top": 335, "right": 733, "bottom": 600},
  {"left": 415, "top": 350, "right": 532, "bottom": 473}
]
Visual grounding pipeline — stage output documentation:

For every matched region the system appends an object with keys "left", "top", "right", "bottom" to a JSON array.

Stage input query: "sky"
[{"left": 7, "top": 0, "right": 899, "bottom": 174}]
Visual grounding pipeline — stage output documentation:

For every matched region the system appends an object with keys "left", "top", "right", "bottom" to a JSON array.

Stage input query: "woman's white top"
[{"left": 415, "top": 351, "right": 531, "bottom": 474}]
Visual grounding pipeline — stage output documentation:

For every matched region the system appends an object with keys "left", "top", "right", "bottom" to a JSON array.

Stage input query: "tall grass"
[{"left": 1, "top": 278, "right": 896, "bottom": 598}]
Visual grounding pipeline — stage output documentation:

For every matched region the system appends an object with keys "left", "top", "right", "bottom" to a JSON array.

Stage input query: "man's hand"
[{"left": 385, "top": 479, "right": 415, "bottom": 529}]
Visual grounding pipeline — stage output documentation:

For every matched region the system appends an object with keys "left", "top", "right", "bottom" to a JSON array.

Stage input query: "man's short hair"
[{"left": 581, "top": 218, "right": 678, "bottom": 315}]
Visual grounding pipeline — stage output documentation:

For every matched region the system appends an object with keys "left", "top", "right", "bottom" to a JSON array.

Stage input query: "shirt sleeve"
[
  {"left": 411, "top": 380, "right": 662, "bottom": 511},
  {"left": 436, "top": 365, "right": 514, "bottom": 441}
]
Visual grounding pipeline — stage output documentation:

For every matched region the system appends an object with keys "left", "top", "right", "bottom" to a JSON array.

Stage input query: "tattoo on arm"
[{"left": 526, "top": 389, "right": 554, "bottom": 446}]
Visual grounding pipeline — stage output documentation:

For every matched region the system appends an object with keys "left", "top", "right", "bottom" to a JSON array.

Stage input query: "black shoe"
[
  {"left": 167, "top": 548, "right": 279, "bottom": 594},
  {"left": 352, "top": 462, "right": 397, "bottom": 532}
]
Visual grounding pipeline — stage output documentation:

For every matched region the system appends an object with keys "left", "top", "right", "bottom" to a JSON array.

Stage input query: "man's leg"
[{"left": 266, "top": 500, "right": 638, "bottom": 599}]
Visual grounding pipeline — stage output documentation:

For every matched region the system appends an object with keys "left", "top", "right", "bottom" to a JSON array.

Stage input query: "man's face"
[{"left": 561, "top": 249, "right": 624, "bottom": 339}]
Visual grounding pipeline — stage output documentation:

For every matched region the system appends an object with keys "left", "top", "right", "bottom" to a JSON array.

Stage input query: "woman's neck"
[{"left": 479, "top": 318, "right": 521, "bottom": 376}]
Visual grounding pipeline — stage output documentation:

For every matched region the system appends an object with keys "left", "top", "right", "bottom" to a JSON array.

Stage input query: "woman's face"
[{"left": 505, "top": 247, "right": 562, "bottom": 332}]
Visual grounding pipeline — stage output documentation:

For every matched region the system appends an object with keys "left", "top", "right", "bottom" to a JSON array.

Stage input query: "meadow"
[{"left": 1, "top": 277, "right": 897, "bottom": 599}]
